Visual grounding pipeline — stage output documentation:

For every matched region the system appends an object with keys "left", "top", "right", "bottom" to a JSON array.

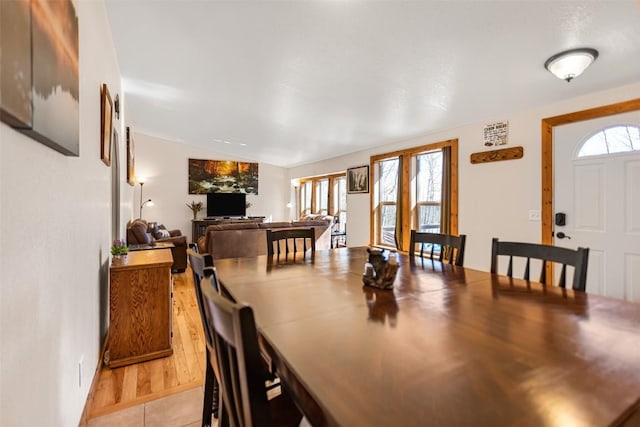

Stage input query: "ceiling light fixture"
[
  {"left": 213, "top": 138, "right": 247, "bottom": 147},
  {"left": 544, "top": 48, "right": 598, "bottom": 82}
]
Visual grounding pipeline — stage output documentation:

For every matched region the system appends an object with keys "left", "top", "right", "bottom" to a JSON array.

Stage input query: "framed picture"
[
  {"left": 188, "top": 158, "right": 259, "bottom": 194},
  {"left": 347, "top": 165, "right": 369, "bottom": 194},
  {"left": 100, "top": 83, "right": 113, "bottom": 166},
  {"left": 126, "top": 127, "right": 135, "bottom": 185},
  {"left": 0, "top": 0, "right": 79, "bottom": 155}
]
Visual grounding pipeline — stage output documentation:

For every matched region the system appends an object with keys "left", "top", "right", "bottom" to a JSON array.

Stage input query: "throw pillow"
[{"left": 155, "top": 229, "right": 171, "bottom": 239}]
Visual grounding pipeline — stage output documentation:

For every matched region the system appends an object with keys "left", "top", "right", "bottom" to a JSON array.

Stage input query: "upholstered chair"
[{"left": 126, "top": 219, "right": 188, "bottom": 272}]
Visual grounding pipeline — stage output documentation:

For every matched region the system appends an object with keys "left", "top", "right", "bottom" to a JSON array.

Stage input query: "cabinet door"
[{"left": 108, "top": 265, "right": 173, "bottom": 367}]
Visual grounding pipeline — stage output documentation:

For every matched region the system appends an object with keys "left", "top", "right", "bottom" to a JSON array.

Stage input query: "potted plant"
[
  {"left": 111, "top": 239, "right": 129, "bottom": 265},
  {"left": 187, "top": 200, "right": 204, "bottom": 220}
]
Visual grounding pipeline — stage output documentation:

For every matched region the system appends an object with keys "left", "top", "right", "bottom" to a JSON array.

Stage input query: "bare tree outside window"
[
  {"left": 378, "top": 158, "right": 399, "bottom": 246},
  {"left": 416, "top": 151, "right": 443, "bottom": 233}
]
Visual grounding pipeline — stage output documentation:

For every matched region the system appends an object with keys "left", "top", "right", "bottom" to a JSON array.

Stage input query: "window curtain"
[
  {"left": 440, "top": 146, "right": 452, "bottom": 234},
  {"left": 394, "top": 156, "right": 404, "bottom": 250}
]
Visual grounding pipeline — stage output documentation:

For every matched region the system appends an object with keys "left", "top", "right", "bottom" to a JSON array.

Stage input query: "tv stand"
[{"left": 192, "top": 217, "right": 265, "bottom": 242}]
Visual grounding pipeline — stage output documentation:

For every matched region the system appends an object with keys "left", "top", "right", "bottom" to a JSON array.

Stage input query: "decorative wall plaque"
[{"left": 470, "top": 146, "right": 524, "bottom": 164}]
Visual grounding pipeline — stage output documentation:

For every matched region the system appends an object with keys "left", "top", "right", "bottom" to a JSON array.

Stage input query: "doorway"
[
  {"left": 553, "top": 112, "right": 640, "bottom": 300},
  {"left": 541, "top": 98, "right": 640, "bottom": 300}
]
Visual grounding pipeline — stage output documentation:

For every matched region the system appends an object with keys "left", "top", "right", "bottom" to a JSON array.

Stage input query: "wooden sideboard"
[
  {"left": 192, "top": 216, "right": 265, "bottom": 242},
  {"left": 107, "top": 249, "right": 174, "bottom": 368}
]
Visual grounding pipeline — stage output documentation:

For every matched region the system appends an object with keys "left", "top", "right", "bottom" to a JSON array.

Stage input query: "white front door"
[{"left": 554, "top": 111, "right": 640, "bottom": 301}]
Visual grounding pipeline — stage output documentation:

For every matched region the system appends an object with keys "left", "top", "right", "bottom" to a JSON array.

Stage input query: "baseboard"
[{"left": 77, "top": 332, "right": 109, "bottom": 427}]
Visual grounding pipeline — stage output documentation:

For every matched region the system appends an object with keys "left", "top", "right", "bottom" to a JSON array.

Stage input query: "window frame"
[
  {"left": 576, "top": 124, "right": 640, "bottom": 158},
  {"left": 413, "top": 149, "right": 444, "bottom": 233},
  {"left": 299, "top": 180, "right": 313, "bottom": 217},
  {"left": 370, "top": 139, "right": 458, "bottom": 251},
  {"left": 298, "top": 172, "right": 346, "bottom": 218},
  {"left": 333, "top": 176, "right": 347, "bottom": 232}
]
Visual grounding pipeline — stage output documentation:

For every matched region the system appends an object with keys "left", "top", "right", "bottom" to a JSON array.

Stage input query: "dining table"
[{"left": 214, "top": 246, "right": 640, "bottom": 427}]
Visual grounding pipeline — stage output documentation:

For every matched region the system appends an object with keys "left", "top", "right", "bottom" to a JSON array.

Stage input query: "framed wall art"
[
  {"left": 100, "top": 83, "right": 113, "bottom": 166},
  {"left": 347, "top": 165, "right": 369, "bottom": 194},
  {"left": 188, "top": 158, "right": 259, "bottom": 194},
  {"left": 126, "top": 127, "right": 135, "bottom": 185},
  {"left": 0, "top": 0, "right": 79, "bottom": 155}
]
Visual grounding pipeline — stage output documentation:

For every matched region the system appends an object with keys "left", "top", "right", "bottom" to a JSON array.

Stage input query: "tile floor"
[{"left": 88, "top": 386, "right": 216, "bottom": 427}]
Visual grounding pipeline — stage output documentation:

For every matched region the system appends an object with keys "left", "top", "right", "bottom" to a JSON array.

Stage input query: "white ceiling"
[{"left": 105, "top": 1, "right": 640, "bottom": 168}]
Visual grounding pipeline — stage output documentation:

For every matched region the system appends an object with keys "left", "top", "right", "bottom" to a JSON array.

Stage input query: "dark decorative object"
[
  {"left": 114, "top": 94, "right": 120, "bottom": 119},
  {"left": 362, "top": 247, "right": 398, "bottom": 290},
  {"left": 188, "top": 158, "right": 259, "bottom": 195},
  {"left": 0, "top": 0, "right": 79, "bottom": 155},
  {"left": 347, "top": 165, "right": 369, "bottom": 194},
  {"left": 100, "top": 84, "right": 113, "bottom": 166},
  {"left": 126, "top": 127, "right": 135, "bottom": 185}
]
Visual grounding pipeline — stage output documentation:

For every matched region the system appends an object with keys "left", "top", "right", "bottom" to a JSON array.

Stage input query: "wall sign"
[{"left": 483, "top": 120, "right": 508, "bottom": 147}]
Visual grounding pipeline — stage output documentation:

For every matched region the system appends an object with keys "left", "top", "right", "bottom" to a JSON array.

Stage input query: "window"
[
  {"left": 578, "top": 125, "right": 640, "bottom": 157},
  {"left": 376, "top": 158, "right": 399, "bottom": 246},
  {"left": 333, "top": 177, "right": 347, "bottom": 232},
  {"left": 298, "top": 173, "right": 346, "bottom": 219},
  {"left": 300, "top": 181, "right": 312, "bottom": 216},
  {"left": 315, "top": 179, "right": 329, "bottom": 215},
  {"left": 415, "top": 150, "right": 443, "bottom": 233},
  {"left": 371, "top": 139, "right": 458, "bottom": 251}
]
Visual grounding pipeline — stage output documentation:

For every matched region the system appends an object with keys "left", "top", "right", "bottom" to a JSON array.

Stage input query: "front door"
[{"left": 554, "top": 111, "right": 640, "bottom": 301}]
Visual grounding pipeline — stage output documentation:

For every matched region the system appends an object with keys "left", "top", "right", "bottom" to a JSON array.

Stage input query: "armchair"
[{"left": 126, "top": 219, "right": 188, "bottom": 272}]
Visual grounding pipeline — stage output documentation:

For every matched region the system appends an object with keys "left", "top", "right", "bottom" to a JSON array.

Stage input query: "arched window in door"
[{"left": 577, "top": 125, "right": 640, "bottom": 157}]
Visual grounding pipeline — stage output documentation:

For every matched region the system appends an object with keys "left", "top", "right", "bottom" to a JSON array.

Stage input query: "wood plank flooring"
[{"left": 86, "top": 268, "right": 206, "bottom": 419}]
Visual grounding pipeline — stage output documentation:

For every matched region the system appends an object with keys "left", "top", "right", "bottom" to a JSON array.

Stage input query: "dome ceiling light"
[{"left": 544, "top": 48, "right": 599, "bottom": 82}]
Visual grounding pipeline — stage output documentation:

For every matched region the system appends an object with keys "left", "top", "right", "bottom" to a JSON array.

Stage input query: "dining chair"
[
  {"left": 409, "top": 230, "right": 467, "bottom": 266},
  {"left": 490, "top": 237, "right": 589, "bottom": 291},
  {"left": 199, "top": 274, "right": 304, "bottom": 427},
  {"left": 187, "top": 249, "right": 219, "bottom": 425},
  {"left": 266, "top": 227, "right": 315, "bottom": 258}
]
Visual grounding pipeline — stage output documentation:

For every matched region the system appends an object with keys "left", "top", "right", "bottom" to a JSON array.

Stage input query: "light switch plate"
[{"left": 528, "top": 210, "right": 541, "bottom": 221}]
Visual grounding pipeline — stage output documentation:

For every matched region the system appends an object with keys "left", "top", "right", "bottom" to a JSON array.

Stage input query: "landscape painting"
[
  {"left": 0, "top": 0, "right": 79, "bottom": 156},
  {"left": 126, "top": 127, "right": 135, "bottom": 185},
  {"left": 189, "top": 158, "right": 259, "bottom": 194},
  {"left": 0, "top": 0, "right": 32, "bottom": 128}
]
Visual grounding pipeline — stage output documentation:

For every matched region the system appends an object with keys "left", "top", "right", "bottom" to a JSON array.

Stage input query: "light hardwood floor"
[{"left": 85, "top": 269, "right": 206, "bottom": 420}]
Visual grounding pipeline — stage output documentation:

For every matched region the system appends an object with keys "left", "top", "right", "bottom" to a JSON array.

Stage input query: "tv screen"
[{"left": 206, "top": 192, "right": 246, "bottom": 217}]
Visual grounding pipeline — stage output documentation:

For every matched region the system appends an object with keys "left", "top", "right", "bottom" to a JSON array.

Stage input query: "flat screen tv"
[{"left": 207, "top": 192, "right": 246, "bottom": 217}]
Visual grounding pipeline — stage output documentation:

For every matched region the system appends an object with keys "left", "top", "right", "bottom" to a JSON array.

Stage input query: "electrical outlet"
[
  {"left": 78, "top": 356, "right": 84, "bottom": 389},
  {"left": 528, "top": 210, "right": 541, "bottom": 221}
]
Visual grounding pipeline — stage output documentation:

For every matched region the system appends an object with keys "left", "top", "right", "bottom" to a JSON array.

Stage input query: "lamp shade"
[{"left": 544, "top": 48, "right": 598, "bottom": 82}]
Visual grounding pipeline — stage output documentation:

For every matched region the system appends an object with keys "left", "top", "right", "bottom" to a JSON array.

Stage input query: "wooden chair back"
[
  {"left": 199, "top": 276, "right": 273, "bottom": 427},
  {"left": 187, "top": 248, "right": 219, "bottom": 425},
  {"left": 409, "top": 230, "right": 467, "bottom": 266},
  {"left": 490, "top": 237, "right": 589, "bottom": 291},
  {"left": 188, "top": 249, "right": 216, "bottom": 330},
  {"left": 266, "top": 227, "right": 315, "bottom": 258}
]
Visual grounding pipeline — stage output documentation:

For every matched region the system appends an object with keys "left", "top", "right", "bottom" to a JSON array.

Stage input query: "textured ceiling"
[{"left": 105, "top": 1, "right": 640, "bottom": 167}]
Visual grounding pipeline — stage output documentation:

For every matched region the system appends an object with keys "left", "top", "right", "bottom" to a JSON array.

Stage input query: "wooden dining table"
[{"left": 214, "top": 247, "right": 640, "bottom": 427}]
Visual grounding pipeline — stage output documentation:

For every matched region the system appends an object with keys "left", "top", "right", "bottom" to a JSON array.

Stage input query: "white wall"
[
  {"left": 133, "top": 133, "right": 290, "bottom": 241},
  {"left": 289, "top": 82, "right": 640, "bottom": 271},
  {"left": 0, "top": 2, "right": 128, "bottom": 425}
]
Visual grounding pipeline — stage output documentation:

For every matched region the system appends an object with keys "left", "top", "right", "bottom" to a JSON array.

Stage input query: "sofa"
[
  {"left": 197, "top": 218, "right": 333, "bottom": 260},
  {"left": 127, "top": 219, "right": 188, "bottom": 272}
]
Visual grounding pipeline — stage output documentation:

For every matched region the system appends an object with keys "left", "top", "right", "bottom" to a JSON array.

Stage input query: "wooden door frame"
[{"left": 541, "top": 98, "right": 640, "bottom": 245}]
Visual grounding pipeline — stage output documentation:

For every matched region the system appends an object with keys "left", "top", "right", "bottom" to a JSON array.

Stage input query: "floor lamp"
[{"left": 139, "top": 181, "right": 153, "bottom": 219}]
